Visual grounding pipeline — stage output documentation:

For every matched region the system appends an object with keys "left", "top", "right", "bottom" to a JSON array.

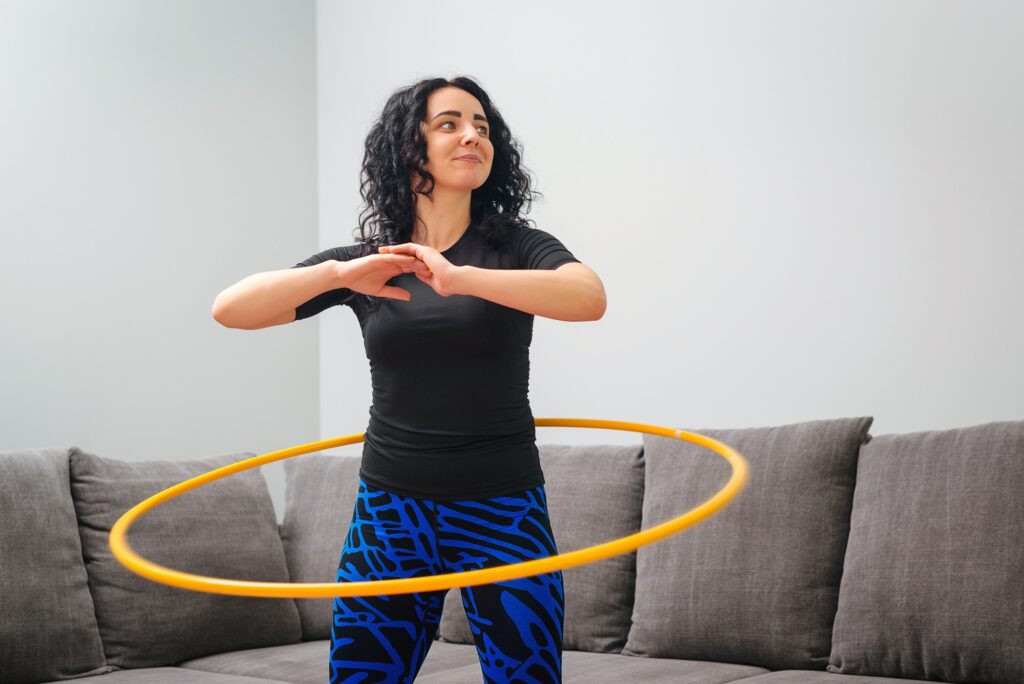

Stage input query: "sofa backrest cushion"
[
  {"left": 828, "top": 420, "right": 1024, "bottom": 684},
  {"left": 0, "top": 447, "right": 112, "bottom": 683},
  {"left": 438, "top": 444, "right": 646, "bottom": 653},
  {"left": 69, "top": 447, "right": 303, "bottom": 669},
  {"left": 279, "top": 452, "right": 363, "bottom": 640},
  {"left": 624, "top": 417, "right": 873, "bottom": 669}
]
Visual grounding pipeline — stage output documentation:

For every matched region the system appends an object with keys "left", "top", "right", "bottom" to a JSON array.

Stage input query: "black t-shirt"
[{"left": 291, "top": 223, "right": 580, "bottom": 500}]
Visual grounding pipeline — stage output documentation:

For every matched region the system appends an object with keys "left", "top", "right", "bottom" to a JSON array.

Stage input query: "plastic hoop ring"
[{"left": 109, "top": 418, "right": 748, "bottom": 598}]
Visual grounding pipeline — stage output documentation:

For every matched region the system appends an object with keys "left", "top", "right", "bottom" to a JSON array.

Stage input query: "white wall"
[
  {"left": 316, "top": 0, "right": 1023, "bottom": 451},
  {"left": 2, "top": 1, "right": 1020, "bottom": 526},
  {"left": 0, "top": 0, "right": 319, "bottom": 520}
]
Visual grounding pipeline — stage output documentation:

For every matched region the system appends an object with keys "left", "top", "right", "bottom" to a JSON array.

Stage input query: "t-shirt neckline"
[{"left": 439, "top": 223, "right": 475, "bottom": 257}]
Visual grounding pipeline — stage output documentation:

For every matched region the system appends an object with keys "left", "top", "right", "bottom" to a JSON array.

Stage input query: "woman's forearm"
[
  {"left": 452, "top": 262, "right": 606, "bottom": 321},
  {"left": 212, "top": 261, "right": 342, "bottom": 329}
]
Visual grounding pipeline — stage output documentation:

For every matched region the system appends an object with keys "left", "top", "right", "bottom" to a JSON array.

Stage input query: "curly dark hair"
[{"left": 353, "top": 75, "right": 541, "bottom": 258}]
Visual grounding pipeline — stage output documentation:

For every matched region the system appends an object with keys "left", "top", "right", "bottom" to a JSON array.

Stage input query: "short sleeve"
[
  {"left": 515, "top": 228, "right": 581, "bottom": 270},
  {"left": 290, "top": 245, "right": 358, "bottom": 320}
]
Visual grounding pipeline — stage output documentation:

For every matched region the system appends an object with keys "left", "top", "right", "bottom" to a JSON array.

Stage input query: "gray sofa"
[{"left": 2, "top": 416, "right": 1021, "bottom": 684}]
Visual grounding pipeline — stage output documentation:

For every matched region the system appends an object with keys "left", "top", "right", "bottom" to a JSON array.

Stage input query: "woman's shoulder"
[
  {"left": 487, "top": 224, "right": 566, "bottom": 249},
  {"left": 502, "top": 225, "right": 572, "bottom": 250},
  {"left": 293, "top": 242, "right": 368, "bottom": 268},
  {"left": 501, "top": 223, "right": 558, "bottom": 238},
  {"left": 498, "top": 225, "right": 578, "bottom": 270}
]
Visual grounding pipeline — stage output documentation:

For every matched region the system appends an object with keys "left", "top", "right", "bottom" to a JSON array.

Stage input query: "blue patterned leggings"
[{"left": 329, "top": 480, "right": 565, "bottom": 684}]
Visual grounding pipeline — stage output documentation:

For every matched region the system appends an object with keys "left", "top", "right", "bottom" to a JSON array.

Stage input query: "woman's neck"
[{"left": 411, "top": 187, "right": 472, "bottom": 251}]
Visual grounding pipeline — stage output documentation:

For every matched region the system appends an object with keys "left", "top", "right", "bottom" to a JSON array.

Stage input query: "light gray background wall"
[
  {"left": 316, "top": 0, "right": 1023, "bottom": 451},
  {"left": 0, "top": 0, "right": 319, "bottom": 519},
  {"left": 3, "top": 1, "right": 1022, "bottom": 522}
]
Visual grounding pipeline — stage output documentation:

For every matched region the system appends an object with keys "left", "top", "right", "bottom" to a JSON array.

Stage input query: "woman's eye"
[{"left": 438, "top": 120, "right": 487, "bottom": 136}]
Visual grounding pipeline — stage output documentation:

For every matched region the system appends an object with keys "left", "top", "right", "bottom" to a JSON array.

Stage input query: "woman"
[{"left": 212, "top": 75, "right": 606, "bottom": 683}]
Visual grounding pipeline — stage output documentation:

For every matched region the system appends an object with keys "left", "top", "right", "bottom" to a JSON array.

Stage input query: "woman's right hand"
[{"left": 337, "top": 253, "right": 430, "bottom": 301}]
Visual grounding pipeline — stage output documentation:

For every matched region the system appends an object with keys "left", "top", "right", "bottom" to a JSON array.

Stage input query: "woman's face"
[{"left": 417, "top": 86, "right": 494, "bottom": 193}]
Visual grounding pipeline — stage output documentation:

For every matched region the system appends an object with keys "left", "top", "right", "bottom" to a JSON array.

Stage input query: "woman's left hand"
[{"left": 378, "top": 243, "right": 461, "bottom": 297}]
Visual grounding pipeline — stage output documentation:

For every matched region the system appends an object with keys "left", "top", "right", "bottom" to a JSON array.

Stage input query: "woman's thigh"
[
  {"left": 437, "top": 485, "right": 565, "bottom": 684},
  {"left": 330, "top": 480, "right": 446, "bottom": 684}
]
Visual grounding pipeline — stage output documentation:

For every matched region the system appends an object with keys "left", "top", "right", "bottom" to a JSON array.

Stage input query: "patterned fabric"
[{"left": 330, "top": 479, "right": 565, "bottom": 683}]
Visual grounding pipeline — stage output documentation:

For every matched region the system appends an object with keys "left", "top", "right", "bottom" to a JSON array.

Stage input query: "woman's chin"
[{"left": 436, "top": 176, "right": 490, "bottom": 193}]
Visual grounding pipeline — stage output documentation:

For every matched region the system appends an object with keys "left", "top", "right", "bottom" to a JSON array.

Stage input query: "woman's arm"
[
  {"left": 452, "top": 262, "right": 606, "bottom": 322},
  {"left": 212, "top": 261, "right": 345, "bottom": 330},
  {"left": 378, "top": 243, "right": 605, "bottom": 321},
  {"left": 213, "top": 252, "right": 430, "bottom": 330}
]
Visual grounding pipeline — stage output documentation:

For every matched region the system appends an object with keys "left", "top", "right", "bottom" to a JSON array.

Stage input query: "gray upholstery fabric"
[
  {"left": 416, "top": 648, "right": 771, "bottom": 683},
  {"left": 624, "top": 417, "right": 874, "bottom": 669},
  {"left": 39, "top": 668, "right": 285, "bottom": 683},
  {"left": 828, "top": 420, "right": 1024, "bottom": 684},
  {"left": 737, "top": 672, "right": 937, "bottom": 683},
  {"left": 0, "top": 447, "right": 111, "bottom": 684},
  {"left": 180, "top": 639, "right": 482, "bottom": 683},
  {"left": 438, "top": 444, "right": 645, "bottom": 653},
  {"left": 279, "top": 452, "right": 364, "bottom": 640},
  {"left": 413, "top": 639, "right": 487, "bottom": 678},
  {"left": 180, "top": 640, "right": 330, "bottom": 682},
  {"left": 68, "top": 447, "right": 303, "bottom": 669}
]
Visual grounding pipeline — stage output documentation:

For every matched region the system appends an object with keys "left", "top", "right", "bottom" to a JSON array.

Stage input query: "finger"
[
  {"left": 404, "top": 260, "right": 430, "bottom": 274},
  {"left": 382, "top": 254, "right": 420, "bottom": 265},
  {"left": 380, "top": 286, "right": 411, "bottom": 301}
]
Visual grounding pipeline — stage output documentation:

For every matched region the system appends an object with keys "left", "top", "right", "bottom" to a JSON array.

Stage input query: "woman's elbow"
[
  {"left": 576, "top": 287, "right": 606, "bottom": 321},
  {"left": 589, "top": 292, "right": 607, "bottom": 321},
  {"left": 211, "top": 295, "right": 248, "bottom": 329},
  {"left": 211, "top": 296, "right": 230, "bottom": 326},
  {"left": 587, "top": 276, "right": 607, "bottom": 321}
]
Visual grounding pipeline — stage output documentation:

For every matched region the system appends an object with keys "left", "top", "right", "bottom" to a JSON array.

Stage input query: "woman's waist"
[{"left": 365, "top": 411, "right": 537, "bottom": 454}]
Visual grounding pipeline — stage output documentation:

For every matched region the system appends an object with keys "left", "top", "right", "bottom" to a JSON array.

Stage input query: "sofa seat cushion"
[
  {"left": 179, "top": 640, "right": 328, "bottom": 683},
  {"left": 439, "top": 443, "right": 646, "bottom": 653},
  {"left": 735, "top": 672, "right": 938, "bottom": 683},
  {"left": 625, "top": 417, "right": 874, "bottom": 670},
  {"left": 179, "top": 639, "right": 482, "bottom": 683},
  {"left": 69, "top": 447, "right": 303, "bottom": 669},
  {"left": 0, "top": 447, "right": 110, "bottom": 684},
  {"left": 414, "top": 649, "right": 770, "bottom": 683},
  {"left": 278, "top": 453, "right": 364, "bottom": 640},
  {"left": 828, "top": 420, "right": 1024, "bottom": 684},
  {"left": 40, "top": 667, "right": 286, "bottom": 683}
]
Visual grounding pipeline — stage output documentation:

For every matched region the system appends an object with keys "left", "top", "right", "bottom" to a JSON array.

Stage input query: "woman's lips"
[{"left": 455, "top": 156, "right": 481, "bottom": 163}]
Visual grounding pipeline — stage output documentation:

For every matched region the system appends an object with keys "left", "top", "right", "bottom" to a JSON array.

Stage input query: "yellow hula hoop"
[{"left": 109, "top": 418, "right": 748, "bottom": 599}]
